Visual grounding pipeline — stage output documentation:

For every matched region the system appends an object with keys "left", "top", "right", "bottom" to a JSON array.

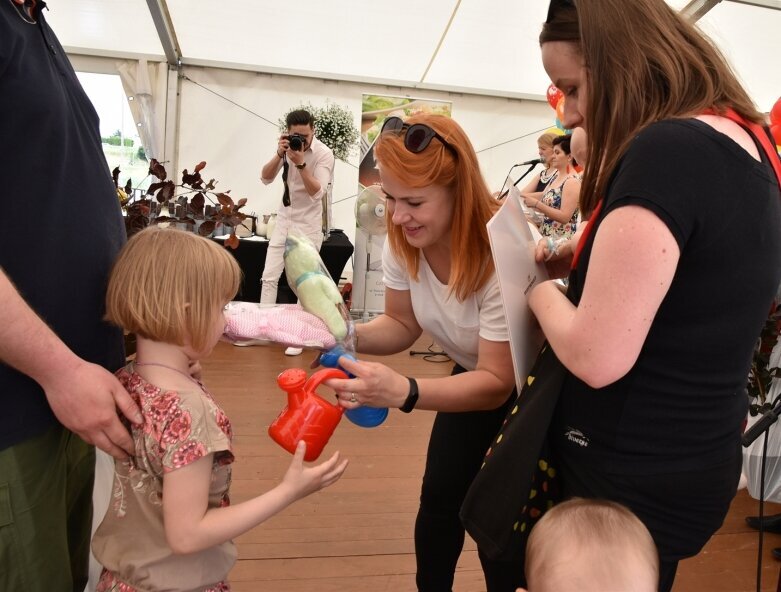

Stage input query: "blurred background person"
[
  {"left": 523, "top": 134, "right": 580, "bottom": 239},
  {"left": 259, "top": 109, "right": 335, "bottom": 355},
  {"left": 517, "top": 131, "right": 560, "bottom": 199}
]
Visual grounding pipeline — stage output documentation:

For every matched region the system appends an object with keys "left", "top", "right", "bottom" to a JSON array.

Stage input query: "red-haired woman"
[{"left": 325, "top": 113, "right": 519, "bottom": 591}]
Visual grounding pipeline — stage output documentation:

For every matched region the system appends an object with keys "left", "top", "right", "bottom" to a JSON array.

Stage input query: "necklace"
[
  {"left": 540, "top": 168, "right": 558, "bottom": 184},
  {"left": 134, "top": 361, "right": 203, "bottom": 388}
]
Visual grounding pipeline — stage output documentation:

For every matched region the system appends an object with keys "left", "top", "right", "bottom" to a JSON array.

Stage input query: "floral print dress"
[
  {"left": 92, "top": 364, "right": 236, "bottom": 592},
  {"left": 539, "top": 175, "right": 579, "bottom": 239}
]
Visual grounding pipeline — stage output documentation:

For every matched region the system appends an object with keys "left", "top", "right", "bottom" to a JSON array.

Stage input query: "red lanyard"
[{"left": 571, "top": 198, "right": 603, "bottom": 270}]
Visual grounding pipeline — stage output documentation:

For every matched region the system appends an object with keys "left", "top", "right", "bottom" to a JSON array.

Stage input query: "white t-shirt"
[{"left": 382, "top": 240, "right": 508, "bottom": 370}]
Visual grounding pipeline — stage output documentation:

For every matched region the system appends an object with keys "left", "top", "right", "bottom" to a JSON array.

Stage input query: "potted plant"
[{"left": 118, "top": 160, "right": 250, "bottom": 249}]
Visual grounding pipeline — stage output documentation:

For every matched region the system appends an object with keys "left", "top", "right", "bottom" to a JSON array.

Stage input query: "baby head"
[
  {"left": 105, "top": 226, "right": 241, "bottom": 354},
  {"left": 524, "top": 498, "right": 658, "bottom": 592}
]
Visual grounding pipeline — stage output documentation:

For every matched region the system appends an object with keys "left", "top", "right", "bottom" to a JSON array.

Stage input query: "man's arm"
[
  {"left": 261, "top": 136, "right": 288, "bottom": 184},
  {"left": 286, "top": 146, "right": 334, "bottom": 200},
  {"left": 0, "top": 268, "right": 141, "bottom": 458}
]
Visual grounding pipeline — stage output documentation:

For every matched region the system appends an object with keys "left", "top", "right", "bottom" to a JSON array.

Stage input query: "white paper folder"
[{"left": 487, "top": 187, "right": 547, "bottom": 393}]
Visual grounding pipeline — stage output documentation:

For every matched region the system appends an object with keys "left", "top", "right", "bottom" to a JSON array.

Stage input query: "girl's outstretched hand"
[{"left": 281, "top": 441, "right": 349, "bottom": 501}]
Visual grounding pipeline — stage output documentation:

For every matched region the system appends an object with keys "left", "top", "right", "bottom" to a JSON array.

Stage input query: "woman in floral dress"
[{"left": 524, "top": 134, "right": 581, "bottom": 239}]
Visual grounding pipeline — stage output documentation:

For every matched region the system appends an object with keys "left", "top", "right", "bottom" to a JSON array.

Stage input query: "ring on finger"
[{"left": 349, "top": 392, "right": 357, "bottom": 403}]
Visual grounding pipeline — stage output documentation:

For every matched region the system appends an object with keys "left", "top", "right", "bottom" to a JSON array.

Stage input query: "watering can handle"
[{"left": 306, "top": 368, "right": 349, "bottom": 399}]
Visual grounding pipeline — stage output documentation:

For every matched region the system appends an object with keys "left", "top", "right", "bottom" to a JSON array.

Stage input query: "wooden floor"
[{"left": 203, "top": 335, "right": 781, "bottom": 592}]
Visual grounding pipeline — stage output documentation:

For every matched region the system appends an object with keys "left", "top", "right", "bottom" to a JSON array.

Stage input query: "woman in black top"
[{"left": 530, "top": 1, "right": 781, "bottom": 590}]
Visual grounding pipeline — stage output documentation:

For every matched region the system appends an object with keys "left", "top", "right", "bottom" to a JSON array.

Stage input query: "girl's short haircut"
[{"left": 105, "top": 227, "right": 241, "bottom": 352}]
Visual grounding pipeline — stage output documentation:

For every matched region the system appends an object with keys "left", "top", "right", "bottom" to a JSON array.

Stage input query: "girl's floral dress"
[{"left": 92, "top": 364, "right": 236, "bottom": 592}]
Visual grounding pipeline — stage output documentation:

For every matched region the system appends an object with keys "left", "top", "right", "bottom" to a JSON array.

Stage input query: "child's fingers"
[
  {"left": 316, "top": 452, "right": 345, "bottom": 477},
  {"left": 318, "top": 450, "right": 341, "bottom": 470},
  {"left": 292, "top": 440, "right": 307, "bottom": 464},
  {"left": 321, "top": 459, "right": 349, "bottom": 487}
]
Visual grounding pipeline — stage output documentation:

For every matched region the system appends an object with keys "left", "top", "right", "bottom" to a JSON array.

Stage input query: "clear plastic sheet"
[{"left": 283, "top": 232, "right": 354, "bottom": 350}]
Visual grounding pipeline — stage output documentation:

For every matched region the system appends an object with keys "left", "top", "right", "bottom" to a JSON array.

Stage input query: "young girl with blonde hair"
[{"left": 92, "top": 227, "right": 347, "bottom": 591}]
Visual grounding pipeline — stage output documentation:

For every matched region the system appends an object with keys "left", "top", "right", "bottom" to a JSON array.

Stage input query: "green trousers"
[{"left": 0, "top": 424, "right": 95, "bottom": 591}]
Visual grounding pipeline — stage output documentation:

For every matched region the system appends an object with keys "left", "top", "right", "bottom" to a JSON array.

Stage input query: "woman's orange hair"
[{"left": 373, "top": 114, "right": 499, "bottom": 302}]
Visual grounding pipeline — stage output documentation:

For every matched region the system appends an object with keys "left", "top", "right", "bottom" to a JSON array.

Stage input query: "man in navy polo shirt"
[{"left": 0, "top": 1, "right": 142, "bottom": 589}]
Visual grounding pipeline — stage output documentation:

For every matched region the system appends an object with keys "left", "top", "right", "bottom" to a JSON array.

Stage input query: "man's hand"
[
  {"left": 286, "top": 146, "right": 304, "bottom": 167},
  {"left": 42, "top": 359, "right": 142, "bottom": 459},
  {"left": 277, "top": 134, "right": 290, "bottom": 157}
]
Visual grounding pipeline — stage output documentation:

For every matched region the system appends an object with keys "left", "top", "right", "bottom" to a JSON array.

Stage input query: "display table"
[{"left": 212, "top": 230, "right": 353, "bottom": 303}]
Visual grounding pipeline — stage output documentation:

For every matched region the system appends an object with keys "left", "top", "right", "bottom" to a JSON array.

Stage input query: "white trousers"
[{"left": 260, "top": 219, "right": 324, "bottom": 304}]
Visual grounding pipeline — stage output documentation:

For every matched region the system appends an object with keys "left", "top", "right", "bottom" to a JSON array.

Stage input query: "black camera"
[{"left": 288, "top": 133, "right": 306, "bottom": 151}]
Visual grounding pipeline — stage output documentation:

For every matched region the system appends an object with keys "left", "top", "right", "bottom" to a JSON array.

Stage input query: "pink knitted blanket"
[{"left": 223, "top": 302, "right": 337, "bottom": 350}]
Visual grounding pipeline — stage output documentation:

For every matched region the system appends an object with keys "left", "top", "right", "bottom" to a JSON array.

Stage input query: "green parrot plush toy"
[{"left": 284, "top": 233, "right": 349, "bottom": 342}]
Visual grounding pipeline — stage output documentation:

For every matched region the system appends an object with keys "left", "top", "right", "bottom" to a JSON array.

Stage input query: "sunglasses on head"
[
  {"left": 380, "top": 116, "right": 458, "bottom": 157},
  {"left": 546, "top": 0, "right": 576, "bottom": 23}
]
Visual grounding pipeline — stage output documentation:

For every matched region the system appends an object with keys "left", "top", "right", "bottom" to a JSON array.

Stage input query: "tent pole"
[{"left": 145, "top": 0, "right": 181, "bottom": 66}]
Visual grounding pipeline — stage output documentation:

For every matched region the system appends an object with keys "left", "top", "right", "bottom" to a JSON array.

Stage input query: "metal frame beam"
[
  {"left": 681, "top": 0, "right": 780, "bottom": 21},
  {"left": 680, "top": 0, "right": 722, "bottom": 20},
  {"left": 145, "top": 0, "right": 181, "bottom": 66},
  {"left": 728, "top": 0, "right": 781, "bottom": 10}
]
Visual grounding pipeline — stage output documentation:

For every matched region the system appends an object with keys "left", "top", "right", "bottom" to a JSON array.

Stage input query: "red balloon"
[
  {"left": 547, "top": 84, "right": 563, "bottom": 110},
  {"left": 770, "top": 123, "right": 781, "bottom": 147},
  {"left": 771, "top": 97, "right": 781, "bottom": 126}
]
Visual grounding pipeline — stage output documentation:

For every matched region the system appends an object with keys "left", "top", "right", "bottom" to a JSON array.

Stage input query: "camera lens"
[{"left": 289, "top": 135, "right": 303, "bottom": 151}]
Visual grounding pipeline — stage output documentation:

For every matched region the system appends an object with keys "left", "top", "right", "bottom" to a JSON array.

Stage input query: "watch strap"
[
  {"left": 295, "top": 162, "right": 306, "bottom": 169},
  {"left": 400, "top": 377, "right": 419, "bottom": 413}
]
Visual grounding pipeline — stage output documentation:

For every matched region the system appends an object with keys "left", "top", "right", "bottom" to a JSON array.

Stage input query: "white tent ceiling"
[
  {"left": 48, "top": 0, "right": 781, "bottom": 108},
  {"left": 44, "top": 0, "right": 781, "bottom": 283}
]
